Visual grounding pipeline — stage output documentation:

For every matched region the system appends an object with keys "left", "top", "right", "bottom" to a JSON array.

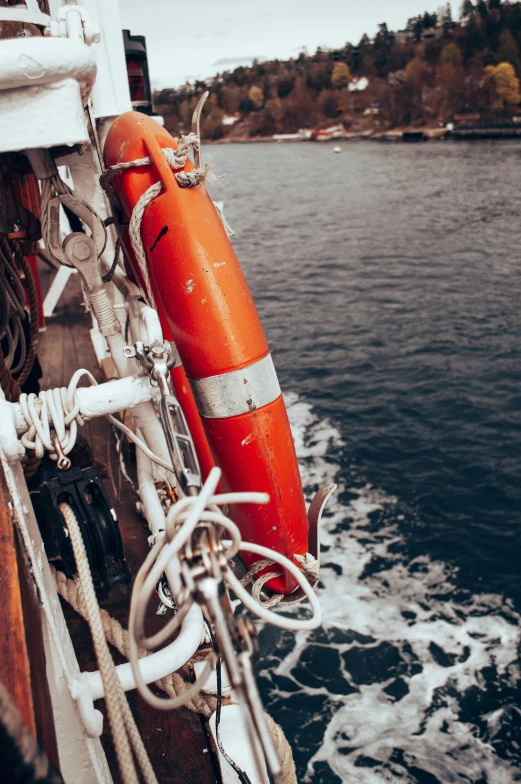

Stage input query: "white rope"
[
  {"left": 17, "top": 369, "right": 175, "bottom": 474},
  {"left": 53, "top": 470, "right": 305, "bottom": 780},
  {"left": 128, "top": 182, "right": 162, "bottom": 305},
  {"left": 18, "top": 368, "right": 90, "bottom": 460},
  {"left": 225, "top": 541, "right": 322, "bottom": 630},
  {"left": 101, "top": 135, "right": 207, "bottom": 193},
  {"left": 263, "top": 713, "right": 297, "bottom": 784}
]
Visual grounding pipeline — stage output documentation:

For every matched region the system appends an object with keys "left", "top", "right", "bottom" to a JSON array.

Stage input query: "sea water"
[{"left": 208, "top": 140, "right": 521, "bottom": 783}]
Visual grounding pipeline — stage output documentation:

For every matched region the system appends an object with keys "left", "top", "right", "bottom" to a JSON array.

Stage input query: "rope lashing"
[
  {"left": 100, "top": 134, "right": 209, "bottom": 306},
  {"left": 18, "top": 368, "right": 92, "bottom": 463},
  {"left": 239, "top": 552, "right": 321, "bottom": 608},
  {"left": 99, "top": 133, "right": 209, "bottom": 198},
  {"left": 16, "top": 369, "right": 176, "bottom": 473}
]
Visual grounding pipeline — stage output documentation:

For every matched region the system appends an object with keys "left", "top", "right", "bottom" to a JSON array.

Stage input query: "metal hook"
[
  {"left": 191, "top": 90, "right": 209, "bottom": 169},
  {"left": 53, "top": 435, "right": 71, "bottom": 471}
]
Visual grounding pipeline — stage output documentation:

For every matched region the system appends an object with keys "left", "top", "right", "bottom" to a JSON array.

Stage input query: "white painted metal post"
[{"left": 79, "top": 0, "right": 132, "bottom": 120}]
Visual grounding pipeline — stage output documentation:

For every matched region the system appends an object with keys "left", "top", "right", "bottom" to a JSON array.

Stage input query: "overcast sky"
[{"left": 119, "top": 1, "right": 458, "bottom": 90}]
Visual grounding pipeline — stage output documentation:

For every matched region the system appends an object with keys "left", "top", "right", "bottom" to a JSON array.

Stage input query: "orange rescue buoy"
[{"left": 103, "top": 112, "right": 308, "bottom": 594}]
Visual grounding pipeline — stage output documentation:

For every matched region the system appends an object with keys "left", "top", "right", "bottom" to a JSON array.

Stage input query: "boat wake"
[{"left": 256, "top": 394, "right": 521, "bottom": 783}]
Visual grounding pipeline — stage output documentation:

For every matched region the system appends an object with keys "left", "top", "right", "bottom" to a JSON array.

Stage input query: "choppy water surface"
[{"left": 208, "top": 141, "right": 521, "bottom": 783}]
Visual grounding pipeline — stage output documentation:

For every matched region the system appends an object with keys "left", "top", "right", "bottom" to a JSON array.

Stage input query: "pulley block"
[{"left": 30, "top": 462, "right": 131, "bottom": 599}]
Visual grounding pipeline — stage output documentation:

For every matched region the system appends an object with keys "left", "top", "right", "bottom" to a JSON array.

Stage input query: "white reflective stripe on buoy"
[{"left": 189, "top": 354, "right": 281, "bottom": 419}]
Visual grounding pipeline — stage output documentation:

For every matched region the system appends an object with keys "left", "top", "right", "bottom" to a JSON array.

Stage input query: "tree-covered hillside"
[{"left": 154, "top": 1, "right": 521, "bottom": 139}]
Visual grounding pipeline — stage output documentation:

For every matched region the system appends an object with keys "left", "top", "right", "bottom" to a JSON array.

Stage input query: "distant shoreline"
[{"left": 207, "top": 128, "right": 521, "bottom": 145}]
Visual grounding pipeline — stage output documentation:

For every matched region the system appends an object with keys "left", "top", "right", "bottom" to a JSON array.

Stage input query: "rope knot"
[
  {"left": 17, "top": 369, "right": 97, "bottom": 462},
  {"left": 295, "top": 552, "right": 320, "bottom": 582},
  {"left": 239, "top": 552, "right": 320, "bottom": 608},
  {"left": 175, "top": 166, "right": 210, "bottom": 188}
]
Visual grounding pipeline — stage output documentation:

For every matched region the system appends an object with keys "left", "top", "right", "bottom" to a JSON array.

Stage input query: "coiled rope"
[
  {"left": 100, "top": 134, "right": 209, "bottom": 305},
  {"left": 17, "top": 369, "right": 175, "bottom": 473},
  {"left": 16, "top": 362, "right": 320, "bottom": 609},
  {"left": 127, "top": 468, "right": 321, "bottom": 709},
  {"left": 0, "top": 349, "right": 40, "bottom": 480},
  {"left": 17, "top": 368, "right": 320, "bottom": 603}
]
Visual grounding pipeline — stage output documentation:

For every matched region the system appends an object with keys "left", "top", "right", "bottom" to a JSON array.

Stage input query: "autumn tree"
[
  {"left": 159, "top": 0, "right": 521, "bottom": 140},
  {"left": 277, "top": 74, "right": 295, "bottom": 98},
  {"left": 251, "top": 100, "right": 280, "bottom": 136},
  {"left": 405, "top": 57, "right": 426, "bottom": 86},
  {"left": 248, "top": 85, "right": 264, "bottom": 109},
  {"left": 331, "top": 61, "right": 351, "bottom": 89},
  {"left": 281, "top": 75, "right": 316, "bottom": 131},
  {"left": 221, "top": 85, "right": 240, "bottom": 113},
  {"left": 485, "top": 61, "right": 521, "bottom": 111},
  {"left": 436, "top": 61, "right": 466, "bottom": 121},
  {"left": 306, "top": 61, "right": 330, "bottom": 92},
  {"left": 399, "top": 57, "right": 428, "bottom": 123}
]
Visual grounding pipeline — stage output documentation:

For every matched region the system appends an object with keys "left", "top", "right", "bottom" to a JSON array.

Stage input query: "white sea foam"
[{"left": 267, "top": 394, "right": 521, "bottom": 783}]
